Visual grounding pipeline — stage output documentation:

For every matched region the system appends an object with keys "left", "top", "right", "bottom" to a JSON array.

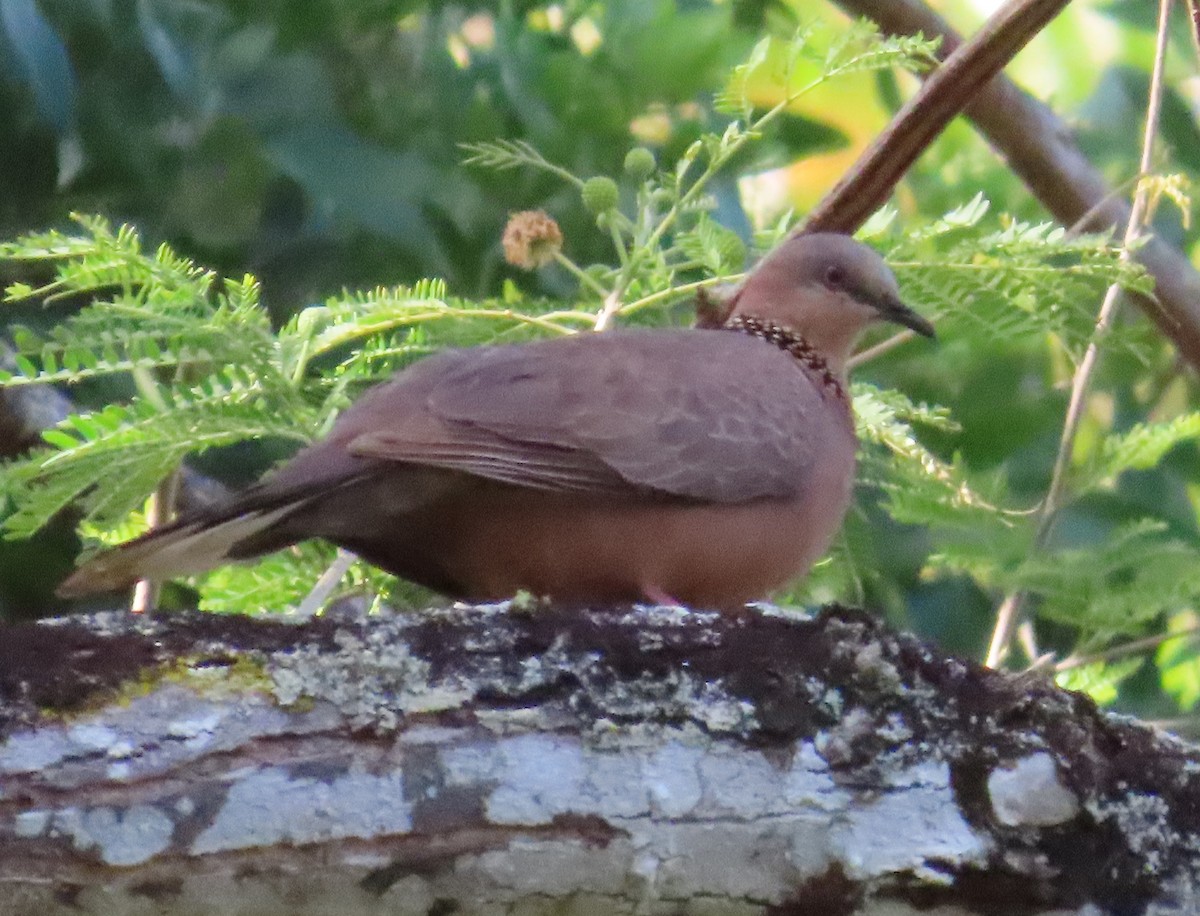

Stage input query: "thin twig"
[
  {"left": 1187, "top": 0, "right": 1200, "bottom": 61},
  {"left": 984, "top": 0, "right": 1174, "bottom": 668},
  {"left": 847, "top": 329, "right": 915, "bottom": 369},
  {"left": 596, "top": 61, "right": 867, "bottom": 332},
  {"left": 1053, "top": 622, "right": 1200, "bottom": 674},
  {"left": 622, "top": 275, "right": 744, "bottom": 320},
  {"left": 1017, "top": 620, "right": 1040, "bottom": 666},
  {"left": 294, "top": 549, "right": 358, "bottom": 618},
  {"left": 594, "top": 289, "right": 623, "bottom": 332},
  {"left": 1066, "top": 172, "right": 1147, "bottom": 237},
  {"left": 130, "top": 466, "right": 181, "bottom": 615},
  {"left": 127, "top": 364, "right": 175, "bottom": 615},
  {"left": 1144, "top": 716, "right": 1200, "bottom": 734},
  {"left": 553, "top": 251, "right": 608, "bottom": 299}
]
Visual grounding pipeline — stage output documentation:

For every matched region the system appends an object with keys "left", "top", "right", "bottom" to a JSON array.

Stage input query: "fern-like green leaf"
[
  {"left": 882, "top": 215, "right": 1152, "bottom": 358},
  {"left": 718, "top": 21, "right": 937, "bottom": 115},
  {"left": 1080, "top": 412, "right": 1200, "bottom": 490},
  {"left": 459, "top": 140, "right": 581, "bottom": 186},
  {"left": 3, "top": 373, "right": 318, "bottom": 540},
  {"left": 1056, "top": 658, "right": 1144, "bottom": 706},
  {"left": 675, "top": 214, "right": 747, "bottom": 275},
  {"left": 195, "top": 542, "right": 339, "bottom": 614},
  {"left": 1157, "top": 611, "right": 1200, "bottom": 711},
  {"left": 853, "top": 384, "right": 998, "bottom": 526},
  {"left": 822, "top": 19, "right": 940, "bottom": 78},
  {"left": 1015, "top": 521, "right": 1200, "bottom": 635}
]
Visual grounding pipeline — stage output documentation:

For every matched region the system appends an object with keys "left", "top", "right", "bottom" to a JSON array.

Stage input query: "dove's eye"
[{"left": 824, "top": 265, "right": 845, "bottom": 288}]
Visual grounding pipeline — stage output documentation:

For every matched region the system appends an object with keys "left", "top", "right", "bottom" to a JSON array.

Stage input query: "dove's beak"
[{"left": 877, "top": 294, "right": 935, "bottom": 339}]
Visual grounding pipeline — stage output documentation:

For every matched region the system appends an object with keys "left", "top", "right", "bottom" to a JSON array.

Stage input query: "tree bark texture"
[{"left": 1, "top": 604, "right": 1198, "bottom": 915}]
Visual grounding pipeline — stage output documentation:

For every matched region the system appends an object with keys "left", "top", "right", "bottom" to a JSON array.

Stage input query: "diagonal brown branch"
[
  {"left": 806, "top": 0, "right": 1073, "bottom": 235},
  {"left": 827, "top": 0, "right": 1200, "bottom": 370}
]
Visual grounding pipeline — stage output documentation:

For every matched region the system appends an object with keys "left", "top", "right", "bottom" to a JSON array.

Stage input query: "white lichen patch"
[
  {"left": 165, "top": 709, "right": 225, "bottom": 744},
  {"left": 451, "top": 819, "right": 821, "bottom": 905},
  {"left": 876, "top": 712, "right": 913, "bottom": 745},
  {"left": 66, "top": 724, "right": 121, "bottom": 752},
  {"left": 1088, "top": 791, "right": 1177, "bottom": 876},
  {"left": 0, "top": 729, "right": 71, "bottom": 775},
  {"left": 749, "top": 602, "right": 813, "bottom": 621},
  {"left": 829, "top": 761, "right": 991, "bottom": 882},
  {"left": 785, "top": 743, "right": 850, "bottom": 811},
  {"left": 460, "top": 733, "right": 647, "bottom": 823},
  {"left": 472, "top": 836, "right": 632, "bottom": 897},
  {"left": 443, "top": 733, "right": 646, "bottom": 822},
  {"left": 693, "top": 682, "right": 759, "bottom": 734},
  {"left": 620, "top": 604, "right": 711, "bottom": 628},
  {"left": 699, "top": 747, "right": 817, "bottom": 818},
  {"left": 440, "top": 729, "right": 850, "bottom": 838},
  {"left": 512, "top": 632, "right": 597, "bottom": 695},
  {"left": 530, "top": 648, "right": 764, "bottom": 737},
  {"left": 191, "top": 766, "right": 412, "bottom": 855},
  {"left": 640, "top": 819, "right": 799, "bottom": 901},
  {"left": 814, "top": 706, "right": 875, "bottom": 767},
  {"left": 853, "top": 640, "right": 903, "bottom": 691},
  {"left": 3, "top": 684, "right": 334, "bottom": 790},
  {"left": 641, "top": 738, "right": 705, "bottom": 817},
  {"left": 431, "top": 747, "right": 982, "bottom": 908},
  {"left": 821, "top": 687, "right": 844, "bottom": 719},
  {"left": 988, "top": 753, "right": 1081, "bottom": 828},
  {"left": 880, "top": 759, "right": 953, "bottom": 790},
  {"left": 13, "top": 809, "right": 51, "bottom": 838},
  {"left": 268, "top": 629, "right": 472, "bottom": 729},
  {"left": 52, "top": 803, "right": 175, "bottom": 866}
]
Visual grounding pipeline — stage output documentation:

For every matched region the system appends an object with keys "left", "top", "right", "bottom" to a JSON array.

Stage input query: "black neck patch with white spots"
[{"left": 723, "top": 314, "right": 844, "bottom": 399}]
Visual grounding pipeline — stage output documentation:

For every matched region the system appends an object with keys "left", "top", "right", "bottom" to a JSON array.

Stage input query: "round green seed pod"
[
  {"left": 650, "top": 188, "right": 674, "bottom": 208},
  {"left": 623, "top": 147, "right": 656, "bottom": 180},
  {"left": 581, "top": 176, "right": 619, "bottom": 214},
  {"left": 583, "top": 263, "right": 613, "bottom": 286}
]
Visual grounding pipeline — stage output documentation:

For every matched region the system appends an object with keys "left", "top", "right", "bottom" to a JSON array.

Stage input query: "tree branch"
[
  {"left": 1, "top": 604, "right": 1198, "bottom": 912},
  {"left": 807, "top": 0, "right": 1072, "bottom": 234},
  {"left": 827, "top": 0, "right": 1200, "bottom": 369}
]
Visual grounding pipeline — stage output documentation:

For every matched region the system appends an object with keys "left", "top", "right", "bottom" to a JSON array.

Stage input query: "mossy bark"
[{"left": 1, "top": 604, "right": 1197, "bottom": 915}]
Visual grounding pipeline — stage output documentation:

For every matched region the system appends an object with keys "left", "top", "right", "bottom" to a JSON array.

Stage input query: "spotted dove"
[{"left": 57, "top": 233, "right": 933, "bottom": 609}]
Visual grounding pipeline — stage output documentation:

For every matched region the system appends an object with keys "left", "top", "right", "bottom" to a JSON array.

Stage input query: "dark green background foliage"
[
  {"left": 3, "top": 0, "right": 1200, "bottom": 722},
  {"left": 1, "top": 0, "right": 766, "bottom": 304}
]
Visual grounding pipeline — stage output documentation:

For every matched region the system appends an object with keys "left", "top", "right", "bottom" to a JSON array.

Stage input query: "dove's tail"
[{"left": 55, "top": 499, "right": 303, "bottom": 598}]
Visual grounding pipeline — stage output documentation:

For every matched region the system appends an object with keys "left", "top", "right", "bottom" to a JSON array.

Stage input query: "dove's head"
[{"left": 729, "top": 233, "right": 934, "bottom": 375}]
